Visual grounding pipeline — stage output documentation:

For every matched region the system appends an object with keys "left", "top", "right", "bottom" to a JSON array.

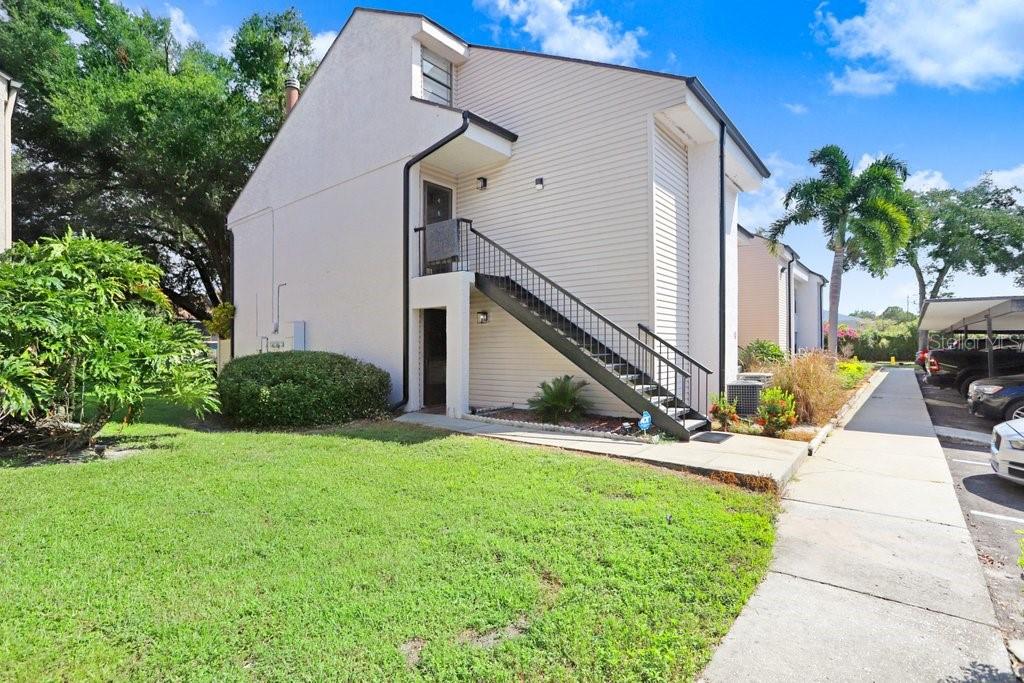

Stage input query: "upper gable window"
[{"left": 421, "top": 47, "right": 452, "bottom": 106}]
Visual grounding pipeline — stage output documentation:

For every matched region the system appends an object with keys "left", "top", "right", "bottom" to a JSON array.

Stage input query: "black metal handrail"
[
  {"left": 416, "top": 219, "right": 702, "bottom": 422},
  {"left": 638, "top": 323, "right": 712, "bottom": 417}
]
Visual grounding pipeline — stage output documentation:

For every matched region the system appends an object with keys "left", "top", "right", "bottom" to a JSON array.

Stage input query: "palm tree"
[{"left": 768, "top": 145, "right": 916, "bottom": 353}]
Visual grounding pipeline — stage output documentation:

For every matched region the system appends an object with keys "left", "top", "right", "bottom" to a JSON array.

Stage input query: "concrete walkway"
[
  {"left": 701, "top": 368, "right": 1014, "bottom": 682},
  {"left": 396, "top": 412, "right": 809, "bottom": 491}
]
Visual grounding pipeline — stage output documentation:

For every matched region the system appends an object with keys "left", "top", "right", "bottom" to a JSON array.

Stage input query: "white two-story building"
[{"left": 228, "top": 8, "right": 770, "bottom": 440}]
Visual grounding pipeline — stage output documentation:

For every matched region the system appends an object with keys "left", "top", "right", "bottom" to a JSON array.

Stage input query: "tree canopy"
[
  {"left": 900, "top": 177, "right": 1024, "bottom": 307},
  {"left": 0, "top": 0, "right": 318, "bottom": 319}
]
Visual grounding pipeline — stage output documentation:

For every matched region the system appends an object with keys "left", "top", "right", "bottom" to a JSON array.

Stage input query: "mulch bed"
[{"left": 477, "top": 408, "right": 662, "bottom": 436}]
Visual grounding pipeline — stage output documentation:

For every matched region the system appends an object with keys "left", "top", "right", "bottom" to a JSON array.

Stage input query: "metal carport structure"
[{"left": 919, "top": 295, "right": 1024, "bottom": 377}]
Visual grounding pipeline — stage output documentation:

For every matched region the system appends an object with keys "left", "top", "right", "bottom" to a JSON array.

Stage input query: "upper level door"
[{"left": 424, "top": 181, "right": 452, "bottom": 225}]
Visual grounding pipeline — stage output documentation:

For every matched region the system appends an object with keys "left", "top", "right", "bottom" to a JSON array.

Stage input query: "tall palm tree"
[{"left": 768, "top": 145, "right": 916, "bottom": 353}]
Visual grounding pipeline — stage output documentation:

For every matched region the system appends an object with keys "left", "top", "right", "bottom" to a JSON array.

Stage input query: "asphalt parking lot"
[{"left": 918, "top": 372, "right": 1024, "bottom": 643}]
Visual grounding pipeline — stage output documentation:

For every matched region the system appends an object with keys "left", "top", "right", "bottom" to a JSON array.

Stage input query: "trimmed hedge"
[{"left": 218, "top": 351, "right": 391, "bottom": 427}]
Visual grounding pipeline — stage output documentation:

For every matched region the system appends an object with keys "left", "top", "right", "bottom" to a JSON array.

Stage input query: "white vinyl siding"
[
  {"left": 468, "top": 290, "right": 632, "bottom": 415},
  {"left": 454, "top": 48, "right": 690, "bottom": 413},
  {"left": 737, "top": 233, "right": 786, "bottom": 349},
  {"left": 652, "top": 123, "right": 690, "bottom": 350}
]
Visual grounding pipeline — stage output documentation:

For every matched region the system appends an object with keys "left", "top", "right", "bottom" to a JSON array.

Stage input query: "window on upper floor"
[{"left": 421, "top": 47, "right": 452, "bottom": 106}]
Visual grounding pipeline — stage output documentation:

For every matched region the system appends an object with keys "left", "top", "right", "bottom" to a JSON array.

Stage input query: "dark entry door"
[
  {"left": 423, "top": 308, "right": 446, "bottom": 407},
  {"left": 424, "top": 181, "right": 452, "bottom": 225}
]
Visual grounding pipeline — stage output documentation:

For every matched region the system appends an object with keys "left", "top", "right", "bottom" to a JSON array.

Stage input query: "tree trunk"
[
  {"left": 909, "top": 254, "right": 929, "bottom": 351},
  {"left": 827, "top": 246, "right": 845, "bottom": 354}
]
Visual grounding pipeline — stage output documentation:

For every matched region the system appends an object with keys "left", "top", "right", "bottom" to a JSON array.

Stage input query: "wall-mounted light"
[
  {"left": 534, "top": 177, "right": 544, "bottom": 190},
  {"left": 476, "top": 177, "right": 487, "bottom": 190},
  {"left": 477, "top": 310, "right": 489, "bottom": 324}
]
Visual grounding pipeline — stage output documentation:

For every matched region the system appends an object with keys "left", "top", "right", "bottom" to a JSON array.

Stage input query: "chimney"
[{"left": 284, "top": 76, "right": 300, "bottom": 115}]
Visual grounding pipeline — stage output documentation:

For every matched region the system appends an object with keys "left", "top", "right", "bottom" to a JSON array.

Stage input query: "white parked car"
[{"left": 991, "top": 418, "right": 1024, "bottom": 484}]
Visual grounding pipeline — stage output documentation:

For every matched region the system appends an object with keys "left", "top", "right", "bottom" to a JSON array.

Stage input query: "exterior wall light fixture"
[
  {"left": 477, "top": 311, "right": 489, "bottom": 324},
  {"left": 476, "top": 177, "right": 487, "bottom": 190},
  {"left": 534, "top": 177, "right": 544, "bottom": 190}
]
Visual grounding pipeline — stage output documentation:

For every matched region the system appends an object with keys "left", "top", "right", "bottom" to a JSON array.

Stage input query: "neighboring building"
[
  {"left": 228, "top": 8, "right": 769, "bottom": 440},
  {"left": 0, "top": 69, "right": 20, "bottom": 252},
  {"left": 737, "top": 226, "right": 826, "bottom": 353}
]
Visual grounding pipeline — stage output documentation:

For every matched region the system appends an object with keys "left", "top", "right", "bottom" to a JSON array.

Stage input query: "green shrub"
[
  {"left": 837, "top": 360, "right": 872, "bottom": 389},
  {"left": 709, "top": 392, "right": 740, "bottom": 432},
  {"left": 218, "top": 351, "right": 391, "bottom": 427},
  {"left": 850, "top": 318, "right": 917, "bottom": 361},
  {"left": 208, "top": 302, "right": 235, "bottom": 339},
  {"left": 0, "top": 232, "right": 218, "bottom": 452},
  {"left": 528, "top": 375, "right": 593, "bottom": 423},
  {"left": 740, "top": 339, "right": 786, "bottom": 370},
  {"left": 756, "top": 387, "right": 797, "bottom": 437}
]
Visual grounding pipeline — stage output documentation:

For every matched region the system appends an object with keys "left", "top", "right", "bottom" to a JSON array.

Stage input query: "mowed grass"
[{"left": 0, "top": 404, "right": 777, "bottom": 681}]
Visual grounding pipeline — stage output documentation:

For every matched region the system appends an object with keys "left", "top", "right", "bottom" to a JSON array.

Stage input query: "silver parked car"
[{"left": 990, "top": 418, "right": 1024, "bottom": 484}]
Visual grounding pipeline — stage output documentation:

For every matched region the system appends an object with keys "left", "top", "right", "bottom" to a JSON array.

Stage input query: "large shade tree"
[
  {"left": 768, "top": 145, "right": 916, "bottom": 352},
  {"left": 0, "top": 0, "right": 318, "bottom": 319},
  {"left": 899, "top": 177, "right": 1024, "bottom": 347}
]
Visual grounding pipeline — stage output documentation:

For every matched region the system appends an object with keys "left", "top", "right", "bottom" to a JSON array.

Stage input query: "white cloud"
[
  {"left": 311, "top": 31, "right": 337, "bottom": 62},
  {"left": 214, "top": 27, "right": 234, "bottom": 57},
  {"left": 782, "top": 102, "right": 808, "bottom": 115},
  {"left": 166, "top": 5, "right": 198, "bottom": 46},
  {"left": 827, "top": 66, "right": 896, "bottom": 96},
  {"left": 905, "top": 169, "right": 951, "bottom": 192},
  {"left": 986, "top": 163, "right": 1024, "bottom": 191},
  {"left": 474, "top": 0, "right": 647, "bottom": 66},
  {"left": 817, "top": 0, "right": 1024, "bottom": 94}
]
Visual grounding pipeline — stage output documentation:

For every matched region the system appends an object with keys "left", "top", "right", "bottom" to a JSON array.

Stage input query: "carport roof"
[{"left": 919, "top": 295, "right": 1024, "bottom": 333}]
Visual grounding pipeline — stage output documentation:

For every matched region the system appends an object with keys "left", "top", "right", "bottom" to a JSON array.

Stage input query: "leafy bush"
[
  {"left": 850, "top": 318, "right": 917, "bottom": 361},
  {"left": 208, "top": 302, "right": 235, "bottom": 339},
  {"left": 709, "top": 392, "right": 740, "bottom": 432},
  {"left": 739, "top": 339, "right": 786, "bottom": 370},
  {"left": 0, "top": 233, "right": 218, "bottom": 452},
  {"left": 837, "top": 360, "right": 872, "bottom": 389},
  {"left": 756, "top": 387, "right": 797, "bottom": 437},
  {"left": 218, "top": 351, "right": 391, "bottom": 427},
  {"left": 528, "top": 375, "right": 593, "bottom": 423},
  {"left": 769, "top": 351, "right": 846, "bottom": 425}
]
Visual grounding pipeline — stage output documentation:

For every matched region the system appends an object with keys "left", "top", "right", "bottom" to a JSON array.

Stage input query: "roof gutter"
[
  {"left": 782, "top": 253, "right": 796, "bottom": 353},
  {"left": 396, "top": 112, "right": 472, "bottom": 410}
]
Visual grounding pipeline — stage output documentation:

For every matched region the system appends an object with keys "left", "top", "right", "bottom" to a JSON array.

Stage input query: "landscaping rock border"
[{"left": 464, "top": 413, "right": 661, "bottom": 444}]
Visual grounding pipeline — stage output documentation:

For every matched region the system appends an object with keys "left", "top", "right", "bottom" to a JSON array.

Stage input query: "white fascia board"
[
  {"left": 464, "top": 121, "right": 514, "bottom": 157},
  {"left": 416, "top": 20, "right": 468, "bottom": 64},
  {"left": 663, "top": 88, "right": 764, "bottom": 192}
]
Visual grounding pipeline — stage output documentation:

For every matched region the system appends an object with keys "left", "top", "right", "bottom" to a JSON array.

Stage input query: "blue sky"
[{"left": 155, "top": 0, "right": 1024, "bottom": 315}]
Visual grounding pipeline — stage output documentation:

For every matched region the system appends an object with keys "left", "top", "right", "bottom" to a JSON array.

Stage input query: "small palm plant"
[{"left": 528, "top": 375, "right": 593, "bottom": 423}]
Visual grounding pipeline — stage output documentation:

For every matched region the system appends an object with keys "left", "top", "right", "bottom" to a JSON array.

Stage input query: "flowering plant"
[
  {"left": 709, "top": 392, "right": 740, "bottom": 432},
  {"left": 755, "top": 387, "right": 798, "bottom": 437}
]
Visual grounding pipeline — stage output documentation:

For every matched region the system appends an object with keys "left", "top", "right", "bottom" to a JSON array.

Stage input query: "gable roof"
[{"left": 347, "top": 7, "right": 769, "bottom": 178}]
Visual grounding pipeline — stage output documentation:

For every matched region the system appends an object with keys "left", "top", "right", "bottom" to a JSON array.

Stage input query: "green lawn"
[{"left": 0, "top": 404, "right": 777, "bottom": 681}]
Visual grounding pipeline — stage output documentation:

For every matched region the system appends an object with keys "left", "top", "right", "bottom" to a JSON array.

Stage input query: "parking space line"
[
  {"left": 952, "top": 458, "right": 990, "bottom": 466},
  {"left": 970, "top": 509, "right": 1024, "bottom": 525}
]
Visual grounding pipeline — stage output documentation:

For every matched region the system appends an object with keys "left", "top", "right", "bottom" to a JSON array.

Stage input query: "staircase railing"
[
  {"left": 637, "top": 324, "right": 711, "bottom": 418},
  {"left": 416, "top": 219, "right": 698, "bottom": 419}
]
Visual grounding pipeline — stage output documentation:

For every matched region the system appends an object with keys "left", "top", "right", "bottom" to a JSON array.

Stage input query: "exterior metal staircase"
[{"left": 418, "top": 218, "right": 711, "bottom": 441}]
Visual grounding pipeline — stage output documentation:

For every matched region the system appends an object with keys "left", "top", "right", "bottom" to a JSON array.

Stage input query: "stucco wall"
[{"left": 228, "top": 11, "right": 465, "bottom": 403}]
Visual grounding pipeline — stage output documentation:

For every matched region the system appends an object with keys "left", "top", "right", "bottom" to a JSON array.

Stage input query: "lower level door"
[{"left": 423, "top": 309, "right": 447, "bottom": 407}]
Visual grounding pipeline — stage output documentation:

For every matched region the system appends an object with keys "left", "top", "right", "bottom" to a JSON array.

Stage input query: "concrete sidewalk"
[
  {"left": 396, "top": 411, "right": 809, "bottom": 491},
  {"left": 701, "top": 368, "right": 1014, "bottom": 681}
]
